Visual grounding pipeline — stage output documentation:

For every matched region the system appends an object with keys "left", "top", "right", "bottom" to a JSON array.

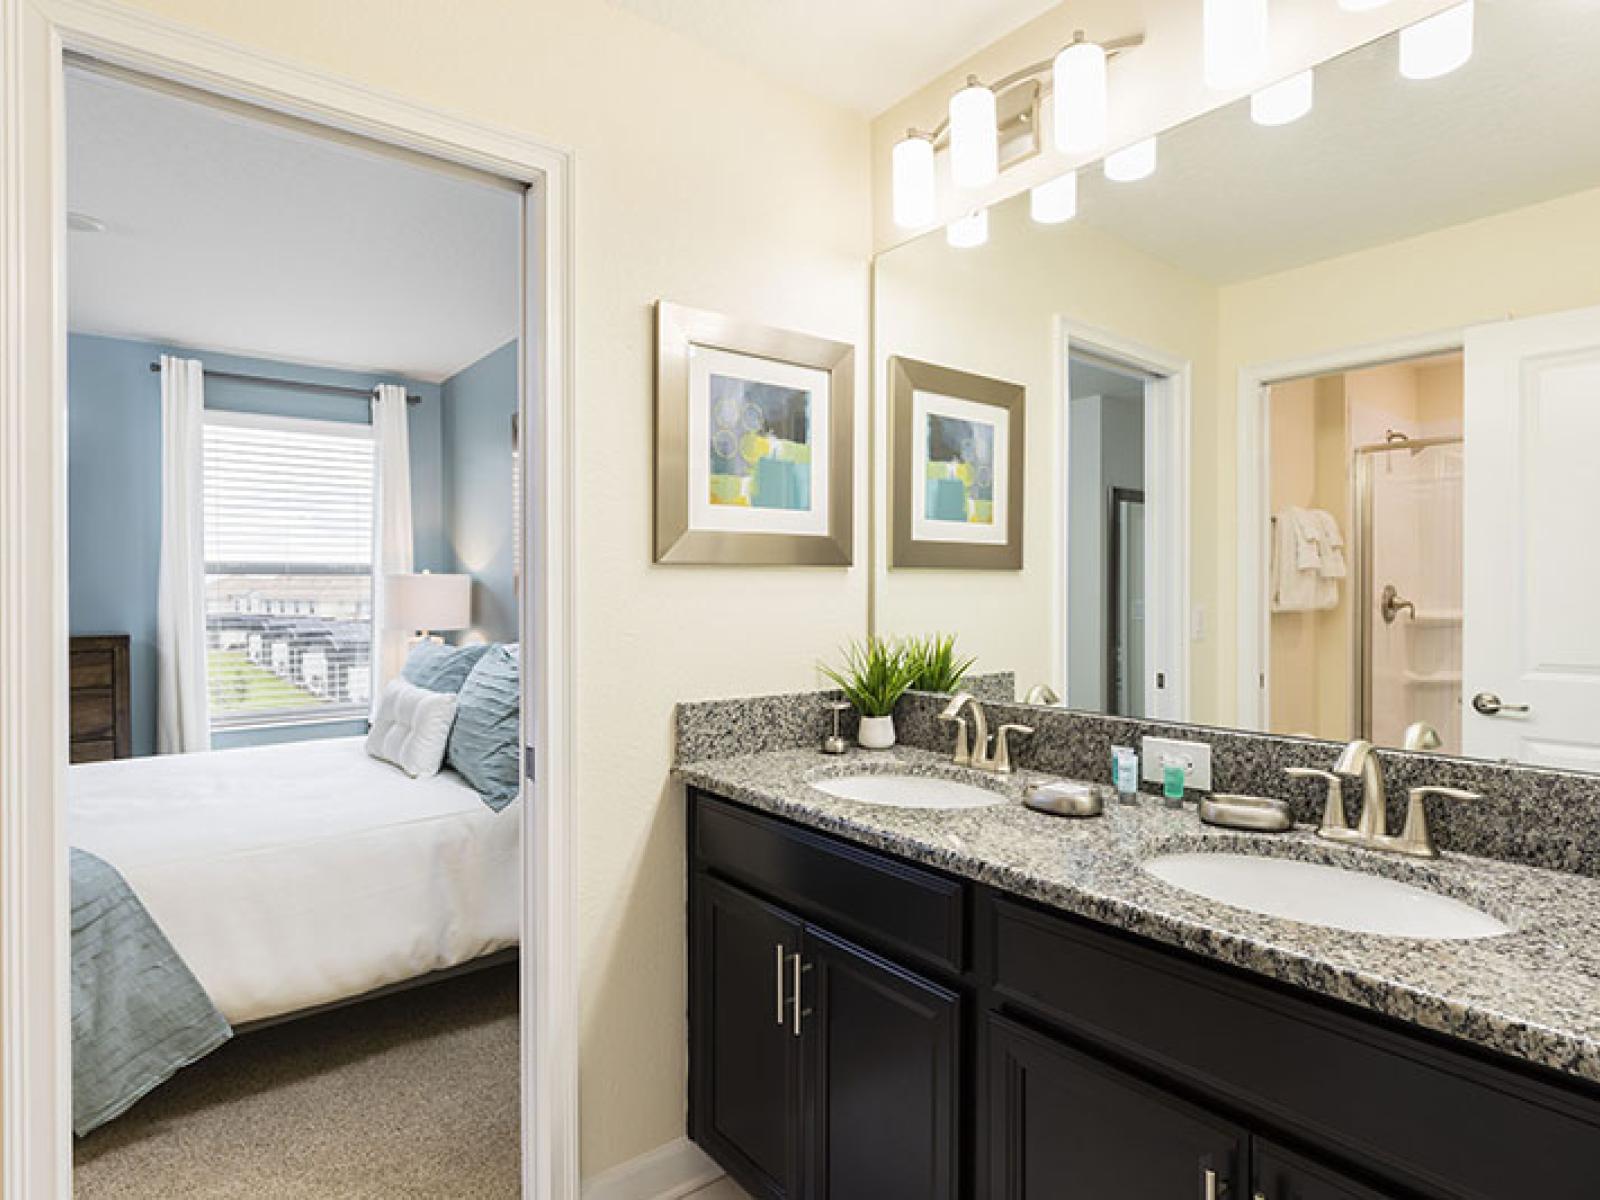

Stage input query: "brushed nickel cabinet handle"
[
  {"left": 789, "top": 953, "right": 806, "bottom": 1037},
  {"left": 774, "top": 943, "right": 786, "bottom": 1026},
  {"left": 1203, "top": 1167, "right": 1218, "bottom": 1200}
]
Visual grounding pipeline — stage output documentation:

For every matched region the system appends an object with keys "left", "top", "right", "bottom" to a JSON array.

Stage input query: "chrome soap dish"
[
  {"left": 1024, "top": 780, "right": 1111, "bottom": 819},
  {"left": 1198, "top": 793, "right": 1293, "bottom": 833}
]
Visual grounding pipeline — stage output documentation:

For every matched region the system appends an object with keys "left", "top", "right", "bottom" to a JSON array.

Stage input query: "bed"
[{"left": 69, "top": 735, "right": 520, "bottom": 1028}]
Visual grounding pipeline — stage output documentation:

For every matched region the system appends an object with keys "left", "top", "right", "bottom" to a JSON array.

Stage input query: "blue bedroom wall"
[
  {"left": 441, "top": 340, "right": 519, "bottom": 645},
  {"left": 67, "top": 332, "right": 447, "bottom": 756}
]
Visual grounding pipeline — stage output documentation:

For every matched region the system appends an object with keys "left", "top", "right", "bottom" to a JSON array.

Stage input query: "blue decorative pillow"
[
  {"left": 401, "top": 641, "right": 491, "bottom": 694},
  {"left": 446, "top": 645, "right": 520, "bottom": 811}
]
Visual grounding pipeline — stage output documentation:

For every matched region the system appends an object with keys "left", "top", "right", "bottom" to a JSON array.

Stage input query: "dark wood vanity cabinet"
[{"left": 687, "top": 789, "right": 1600, "bottom": 1200}]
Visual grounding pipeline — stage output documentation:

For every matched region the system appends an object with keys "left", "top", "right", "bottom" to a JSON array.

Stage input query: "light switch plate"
[{"left": 1140, "top": 736, "right": 1212, "bottom": 791}]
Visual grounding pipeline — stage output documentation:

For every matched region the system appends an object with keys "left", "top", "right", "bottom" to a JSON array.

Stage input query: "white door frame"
[
  {"left": 1233, "top": 328, "right": 1462, "bottom": 732},
  {"left": 0, "top": 3, "right": 579, "bottom": 1198},
  {"left": 1054, "top": 317, "right": 1191, "bottom": 721}
]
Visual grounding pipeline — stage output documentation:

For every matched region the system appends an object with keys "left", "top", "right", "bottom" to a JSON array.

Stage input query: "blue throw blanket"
[{"left": 71, "top": 848, "right": 232, "bottom": 1136}]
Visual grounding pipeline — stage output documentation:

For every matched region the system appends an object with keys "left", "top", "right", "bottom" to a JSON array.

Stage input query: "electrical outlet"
[{"left": 1140, "top": 736, "right": 1213, "bottom": 791}]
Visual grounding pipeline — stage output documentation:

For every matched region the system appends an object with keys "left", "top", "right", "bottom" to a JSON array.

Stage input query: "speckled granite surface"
[
  {"left": 675, "top": 745, "right": 1600, "bottom": 1086},
  {"left": 674, "top": 676, "right": 1013, "bottom": 764},
  {"left": 895, "top": 693, "right": 1600, "bottom": 878}
]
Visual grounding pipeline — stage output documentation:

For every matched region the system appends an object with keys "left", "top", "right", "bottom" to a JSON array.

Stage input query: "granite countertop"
[{"left": 676, "top": 745, "right": 1600, "bottom": 1086}]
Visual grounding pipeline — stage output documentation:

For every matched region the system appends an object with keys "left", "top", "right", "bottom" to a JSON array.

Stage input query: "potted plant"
[
  {"left": 905, "top": 632, "right": 976, "bottom": 695},
  {"left": 820, "top": 636, "right": 918, "bottom": 749}
]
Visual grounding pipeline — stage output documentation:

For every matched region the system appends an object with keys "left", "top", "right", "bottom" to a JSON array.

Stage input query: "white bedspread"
[{"left": 69, "top": 737, "right": 520, "bottom": 1025}]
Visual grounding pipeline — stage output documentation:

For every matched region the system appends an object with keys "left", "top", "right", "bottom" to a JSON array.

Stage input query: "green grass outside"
[{"left": 208, "top": 648, "right": 321, "bottom": 715}]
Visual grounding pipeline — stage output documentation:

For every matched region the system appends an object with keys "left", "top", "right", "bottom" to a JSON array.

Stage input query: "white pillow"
[{"left": 366, "top": 678, "right": 458, "bottom": 778}]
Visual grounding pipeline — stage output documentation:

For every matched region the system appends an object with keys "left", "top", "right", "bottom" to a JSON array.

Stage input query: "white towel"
[{"left": 1271, "top": 506, "right": 1340, "bottom": 612}]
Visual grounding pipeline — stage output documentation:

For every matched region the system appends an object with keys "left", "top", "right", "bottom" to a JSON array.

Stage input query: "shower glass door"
[{"left": 1356, "top": 438, "right": 1464, "bottom": 752}]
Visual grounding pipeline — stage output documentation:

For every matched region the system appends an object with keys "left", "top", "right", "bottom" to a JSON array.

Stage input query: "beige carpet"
[{"left": 75, "top": 963, "right": 520, "bottom": 1199}]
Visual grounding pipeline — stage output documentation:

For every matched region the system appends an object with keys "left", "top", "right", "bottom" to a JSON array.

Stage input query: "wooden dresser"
[{"left": 69, "top": 634, "right": 132, "bottom": 763}]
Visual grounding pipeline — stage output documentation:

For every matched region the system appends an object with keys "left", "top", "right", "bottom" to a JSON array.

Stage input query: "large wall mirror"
[{"left": 872, "top": 0, "right": 1600, "bottom": 772}]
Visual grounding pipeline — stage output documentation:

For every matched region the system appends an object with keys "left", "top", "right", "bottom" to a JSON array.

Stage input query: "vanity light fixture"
[
  {"left": 1030, "top": 171, "right": 1078, "bottom": 224},
  {"left": 1251, "top": 69, "right": 1315, "bottom": 126},
  {"left": 1203, "top": 0, "right": 1270, "bottom": 90},
  {"left": 889, "top": 27, "right": 1143, "bottom": 230},
  {"left": 892, "top": 133, "right": 937, "bottom": 229},
  {"left": 949, "top": 77, "right": 999, "bottom": 188},
  {"left": 1400, "top": 1, "right": 1474, "bottom": 80},
  {"left": 1104, "top": 137, "right": 1157, "bottom": 183},
  {"left": 1053, "top": 35, "right": 1108, "bottom": 154},
  {"left": 947, "top": 209, "right": 989, "bottom": 249}
]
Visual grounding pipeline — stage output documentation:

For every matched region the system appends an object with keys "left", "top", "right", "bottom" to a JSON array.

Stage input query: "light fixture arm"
[{"left": 910, "top": 31, "right": 1144, "bottom": 147}]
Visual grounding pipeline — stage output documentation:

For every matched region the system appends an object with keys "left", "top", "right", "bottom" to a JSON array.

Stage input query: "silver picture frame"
[
  {"left": 655, "top": 301, "right": 854, "bottom": 565},
  {"left": 890, "top": 355, "right": 1025, "bottom": 570}
]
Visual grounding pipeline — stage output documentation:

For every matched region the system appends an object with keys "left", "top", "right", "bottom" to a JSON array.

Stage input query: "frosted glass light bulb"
[
  {"left": 1053, "top": 39, "right": 1108, "bottom": 155},
  {"left": 1251, "top": 70, "right": 1314, "bottom": 126},
  {"left": 1204, "top": 0, "right": 1270, "bottom": 89},
  {"left": 947, "top": 210, "right": 989, "bottom": 249},
  {"left": 1400, "top": 1, "right": 1474, "bottom": 81},
  {"left": 1030, "top": 172, "right": 1079, "bottom": 224},
  {"left": 891, "top": 135, "right": 936, "bottom": 229},
  {"left": 1104, "top": 137, "right": 1157, "bottom": 183},
  {"left": 949, "top": 78, "right": 998, "bottom": 189}
]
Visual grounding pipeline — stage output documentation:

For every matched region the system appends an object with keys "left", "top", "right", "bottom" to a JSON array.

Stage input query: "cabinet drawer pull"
[
  {"left": 1202, "top": 1166, "right": 1228, "bottom": 1199},
  {"left": 774, "top": 943, "right": 786, "bottom": 1026},
  {"left": 789, "top": 953, "right": 811, "bottom": 1037}
]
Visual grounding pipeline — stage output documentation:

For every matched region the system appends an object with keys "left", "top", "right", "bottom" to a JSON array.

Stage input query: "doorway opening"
[{"left": 1263, "top": 352, "right": 1465, "bottom": 748}]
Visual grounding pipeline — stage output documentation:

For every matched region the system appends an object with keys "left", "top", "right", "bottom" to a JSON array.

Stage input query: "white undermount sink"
[
  {"left": 809, "top": 773, "right": 1005, "bottom": 810},
  {"left": 1143, "top": 852, "right": 1511, "bottom": 940}
]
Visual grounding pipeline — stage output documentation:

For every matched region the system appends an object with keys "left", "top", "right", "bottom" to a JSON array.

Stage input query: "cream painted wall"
[
  {"left": 873, "top": 193, "right": 1218, "bottom": 713},
  {"left": 868, "top": 0, "right": 1459, "bottom": 251},
  {"left": 85, "top": 0, "right": 873, "bottom": 1179},
  {"left": 1216, "top": 183, "right": 1600, "bottom": 726}
]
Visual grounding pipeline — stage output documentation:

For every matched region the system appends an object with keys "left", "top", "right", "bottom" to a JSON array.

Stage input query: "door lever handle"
[{"left": 1472, "top": 692, "right": 1530, "bottom": 716}]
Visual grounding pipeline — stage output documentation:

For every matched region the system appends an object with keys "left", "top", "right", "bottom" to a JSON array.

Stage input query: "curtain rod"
[{"left": 146, "top": 362, "right": 421, "bottom": 406}]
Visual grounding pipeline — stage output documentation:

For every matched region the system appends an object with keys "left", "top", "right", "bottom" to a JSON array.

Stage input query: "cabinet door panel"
[
  {"left": 803, "top": 927, "right": 960, "bottom": 1200},
  {"left": 693, "top": 875, "right": 804, "bottom": 1198},
  {"left": 986, "top": 1013, "right": 1244, "bottom": 1200},
  {"left": 1253, "top": 1141, "right": 1392, "bottom": 1200}
]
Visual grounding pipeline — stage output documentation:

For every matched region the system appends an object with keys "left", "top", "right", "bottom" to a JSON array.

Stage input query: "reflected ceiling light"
[
  {"left": 1053, "top": 35, "right": 1108, "bottom": 154},
  {"left": 949, "top": 77, "right": 999, "bottom": 188},
  {"left": 1338, "top": 0, "right": 1394, "bottom": 10},
  {"left": 947, "top": 210, "right": 989, "bottom": 249},
  {"left": 1251, "top": 70, "right": 1315, "bottom": 126},
  {"left": 1203, "top": 0, "right": 1270, "bottom": 89},
  {"left": 1030, "top": 171, "right": 1079, "bottom": 224},
  {"left": 891, "top": 133, "right": 936, "bottom": 229},
  {"left": 1104, "top": 137, "right": 1157, "bottom": 183},
  {"left": 1400, "top": 1, "right": 1474, "bottom": 80}
]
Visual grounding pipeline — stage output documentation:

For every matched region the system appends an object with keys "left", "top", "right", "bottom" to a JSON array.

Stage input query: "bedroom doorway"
[{"left": 1, "top": 9, "right": 576, "bottom": 1198}]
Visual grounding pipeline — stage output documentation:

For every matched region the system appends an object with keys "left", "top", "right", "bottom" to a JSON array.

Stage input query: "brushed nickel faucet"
[
  {"left": 1286, "top": 739, "right": 1480, "bottom": 859},
  {"left": 939, "top": 692, "right": 1033, "bottom": 774}
]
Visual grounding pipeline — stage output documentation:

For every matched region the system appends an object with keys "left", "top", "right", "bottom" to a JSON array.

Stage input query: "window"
[{"left": 202, "top": 411, "right": 375, "bottom": 729}]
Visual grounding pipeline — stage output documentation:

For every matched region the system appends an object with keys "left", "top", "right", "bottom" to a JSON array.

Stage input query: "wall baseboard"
[{"left": 581, "top": 1137, "right": 723, "bottom": 1200}]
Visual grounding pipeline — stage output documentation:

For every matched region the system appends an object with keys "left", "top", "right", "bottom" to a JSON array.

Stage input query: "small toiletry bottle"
[
  {"left": 1161, "top": 755, "right": 1187, "bottom": 809},
  {"left": 1112, "top": 746, "right": 1139, "bottom": 805}
]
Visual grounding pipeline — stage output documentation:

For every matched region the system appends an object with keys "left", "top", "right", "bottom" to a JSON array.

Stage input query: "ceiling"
[
  {"left": 66, "top": 69, "right": 521, "bottom": 383},
  {"left": 988, "top": 0, "right": 1600, "bottom": 284},
  {"left": 608, "top": 0, "right": 1058, "bottom": 115}
]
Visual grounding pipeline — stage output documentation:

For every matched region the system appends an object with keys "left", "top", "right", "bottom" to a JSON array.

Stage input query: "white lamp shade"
[
  {"left": 1203, "top": 0, "right": 1270, "bottom": 89},
  {"left": 1053, "top": 40, "right": 1108, "bottom": 155},
  {"left": 1104, "top": 137, "right": 1158, "bottom": 183},
  {"left": 946, "top": 209, "right": 989, "bottom": 249},
  {"left": 384, "top": 571, "right": 471, "bottom": 632},
  {"left": 949, "top": 80, "right": 998, "bottom": 188},
  {"left": 1251, "top": 70, "right": 1315, "bottom": 126},
  {"left": 1030, "top": 171, "right": 1079, "bottom": 224},
  {"left": 1400, "top": 1, "right": 1474, "bottom": 81},
  {"left": 892, "top": 135, "right": 936, "bottom": 229}
]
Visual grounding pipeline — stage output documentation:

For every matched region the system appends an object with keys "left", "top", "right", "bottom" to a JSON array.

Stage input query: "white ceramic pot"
[{"left": 857, "top": 714, "right": 896, "bottom": 750}]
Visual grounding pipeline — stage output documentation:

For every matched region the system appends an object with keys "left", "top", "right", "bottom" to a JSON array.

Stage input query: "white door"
[{"left": 1463, "top": 305, "right": 1600, "bottom": 768}]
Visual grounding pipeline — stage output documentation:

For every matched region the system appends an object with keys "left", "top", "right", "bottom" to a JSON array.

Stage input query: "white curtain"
[
  {"left": 156, "top": 355, "right": 211, "bottom": 754},
  {"left": 371, "top": 384, "right": 415, "bottom": 714}
]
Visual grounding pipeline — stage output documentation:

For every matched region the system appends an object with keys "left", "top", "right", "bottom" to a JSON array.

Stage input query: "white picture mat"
[
  {"left": 910, "top": 388, "right": 1010, "bottom": 546},
  {"left": 687, "top": 344, "right": 831, "bottom": 536}
]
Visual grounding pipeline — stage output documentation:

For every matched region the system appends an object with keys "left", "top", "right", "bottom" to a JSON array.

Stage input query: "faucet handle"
[
  {"left": 993, "top": 724, "right": 1034, "bottom": 774},
  {"left": 938, "top": 712, "right": 971, "bottom": 766},
  {"left": 1399, "top": 786, "right": 1480, "bottom": 858},
  {"left": 1285, "top": 766, "right": 1346, "bottom": 833}
]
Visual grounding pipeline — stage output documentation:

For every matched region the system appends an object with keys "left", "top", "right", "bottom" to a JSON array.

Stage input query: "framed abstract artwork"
[
  {"left": 655, "top": 302, "right": 854, "bottom": 565},
  {"left": 889, "top": 356, "right": 1024, "bottom": 569}
]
